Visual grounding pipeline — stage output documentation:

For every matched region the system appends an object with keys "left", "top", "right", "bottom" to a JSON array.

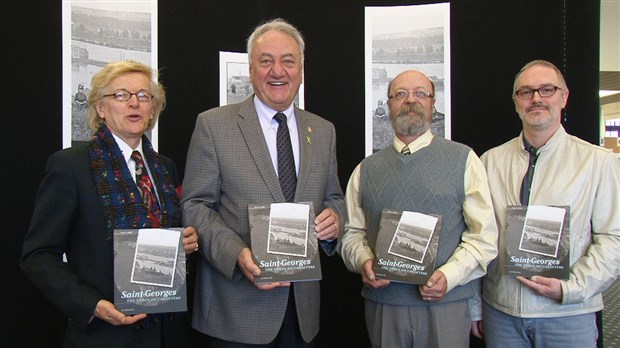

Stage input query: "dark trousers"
[{"left": 206, "top": 286, "right": 314, "bottom": 348}]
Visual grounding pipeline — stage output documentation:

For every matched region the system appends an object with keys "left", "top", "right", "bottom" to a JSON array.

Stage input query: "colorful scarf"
[{"left": 87, "top": 124, "right": 180, "bottom": 235}]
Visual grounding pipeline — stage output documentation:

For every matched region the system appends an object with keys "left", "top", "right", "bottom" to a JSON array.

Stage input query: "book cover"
[
  {"left": 373, "top": 209, "right": 442, "bottom": 284},
  {"left": 249, "top": 202, "right": 321, "bottom": 284},
  {"left": 503, "top": 205, "right": 570, "bottom": 279},
  {"left": 113, "top": 228, "right": 187, "bottom": 314}
]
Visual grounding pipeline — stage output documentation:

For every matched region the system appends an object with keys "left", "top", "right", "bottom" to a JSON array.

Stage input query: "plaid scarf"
[{"left": 87, "top": 124, "right": 180, "bottom": 234}]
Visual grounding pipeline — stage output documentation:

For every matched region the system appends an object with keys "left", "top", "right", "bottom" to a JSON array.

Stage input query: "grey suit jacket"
[{"left": 181, "top": 96, "right": 345, "bottom": 344}]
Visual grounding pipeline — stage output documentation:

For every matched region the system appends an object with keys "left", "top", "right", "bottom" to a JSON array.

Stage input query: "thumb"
[{"left": 363, "top": 260, "right": 375, "bottom": 281}]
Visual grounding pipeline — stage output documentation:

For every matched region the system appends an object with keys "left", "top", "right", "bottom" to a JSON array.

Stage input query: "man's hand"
[
  {"left": 471, "top": 320, "right": 484, "bottom": 339},
  {"left": 314, "top": 208, "right": 340, "bottom": 241},
  {"left": 419, "top": 270, "right": 448, "bottom": 302},
  {"left": 361, "top": 259, "right": 390, "bottom": 289},
  {"left": 182, "top": 226, "right": 199, "bottom": 255},
  {"left": 93, "top": 299, "right": 146, "bottom": 326},
  {"left": 237, "top": 247, "right": 290, "bottom": 290},
  {"left": 517, "top": 275, "right": 563, "bottom": 301}
]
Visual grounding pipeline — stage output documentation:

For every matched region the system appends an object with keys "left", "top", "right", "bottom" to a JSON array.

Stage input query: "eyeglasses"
[
  {"left": 389, "top": 89, "right": 434, "bottom": 101},
  {"left": 514, "top": 86, "right": 562, "bottom": 100},
  {"left": 103, "top": 90, "right": 153, "bottom": 102}
]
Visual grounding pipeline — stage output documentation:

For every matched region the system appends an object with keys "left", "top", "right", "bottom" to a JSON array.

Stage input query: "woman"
[{"left": 20, "top": 60, "right": 198, "bottom": 348}]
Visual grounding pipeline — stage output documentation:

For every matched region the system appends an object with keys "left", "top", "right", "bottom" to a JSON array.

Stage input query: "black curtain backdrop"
[{"left": 1, "top": 1, "right": 600, "bottom": 347}]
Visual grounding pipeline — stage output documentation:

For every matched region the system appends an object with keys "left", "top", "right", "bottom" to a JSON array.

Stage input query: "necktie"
[
  {"left": 401, "top": 145, "right": 411, "bottom": 155},
  {"left": 131, "top": 151, "right": 161, "bottom": 227},
  {"left": 274, "top": 113, "right": 297, "bottom": 202}
]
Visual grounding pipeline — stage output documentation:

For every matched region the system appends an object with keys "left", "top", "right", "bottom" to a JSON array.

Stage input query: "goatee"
[{"left": 391, "top": 102, "right": 430, "bottom": 137}]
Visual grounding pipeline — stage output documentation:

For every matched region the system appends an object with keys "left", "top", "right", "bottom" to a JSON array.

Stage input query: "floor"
[{"left": 603, "top": 279, "right": 620, "bottom": 348}]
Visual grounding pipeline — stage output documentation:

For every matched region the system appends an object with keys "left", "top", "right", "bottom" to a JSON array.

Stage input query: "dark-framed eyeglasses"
[
  {"left": 514, "top": 86, "right": 562, "bottom": 100},
  {"left": 389, "top": 89, "right": 434, "bottom": 101},
  {"left": 103, "top": 90, "right": 153, "bottom": 102}
]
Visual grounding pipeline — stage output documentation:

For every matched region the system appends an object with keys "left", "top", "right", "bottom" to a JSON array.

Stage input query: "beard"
[
  {"left": 519, "top": 102, "right": 560, "bottom": 131},
  {"left": 391, "top": 102, "right": 430, "bottom": 137}
]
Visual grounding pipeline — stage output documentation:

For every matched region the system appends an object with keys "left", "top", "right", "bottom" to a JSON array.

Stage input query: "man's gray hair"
[{"left": 247, "top": 18, "right": 305, "bottom": 65}]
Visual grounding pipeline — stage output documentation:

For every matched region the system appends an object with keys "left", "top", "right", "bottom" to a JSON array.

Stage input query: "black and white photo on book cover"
[
  {"left": 373, "top": 209, "right": 442, "bottom": 284},
  {"left": 113, "top": 228, "right": 187, "bottom": 314},
  {"left": 503, "top": 205, "right": 570, "bottom": 279},
  {"left": 249, "top": 202, "right": 321, "bottom": 284}
]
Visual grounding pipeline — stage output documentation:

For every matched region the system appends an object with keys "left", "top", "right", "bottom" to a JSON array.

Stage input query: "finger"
[
  {"left": 318, "top": 222, "right": 339, "bottom": 240},
  {"left": 123, "top": 313, "right": 147, "bottom": 325},
  {"left": 256, "top": 281, "right": 291, "bottom": 290},
  {"left": 314, "top": 208, "right": 332, "bottom": 224}
]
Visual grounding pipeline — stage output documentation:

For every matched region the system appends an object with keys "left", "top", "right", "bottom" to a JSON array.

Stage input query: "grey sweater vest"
[{"left": 359, "top": 136, "right": 477, "bottom": 306}]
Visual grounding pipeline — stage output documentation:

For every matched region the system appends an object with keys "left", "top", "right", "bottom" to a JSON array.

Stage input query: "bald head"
[{"left": 387, "top": 70, "right": 435, "bottom": 101}]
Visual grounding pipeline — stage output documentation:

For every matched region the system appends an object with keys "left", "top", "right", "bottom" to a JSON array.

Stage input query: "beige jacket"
[{"left": 481, "top": 126, "right": 620, "bottom": 318}]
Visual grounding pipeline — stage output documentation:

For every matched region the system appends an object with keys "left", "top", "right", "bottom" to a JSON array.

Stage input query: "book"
[
  {"left": 249, "top": 202, "right": 322, "bottom": 284},
  {"left": 373, "top": 209, "right": 442, "bottom": 284},
  {"left": 503, "top": 205, "right": 570, "bottom": 279},
  {"left": 113, "top": 228, "right": 187, "bottom": 314}
]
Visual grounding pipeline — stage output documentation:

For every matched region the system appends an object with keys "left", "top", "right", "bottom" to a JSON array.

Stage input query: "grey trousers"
[{"left": 365, "top": 298, "right": 471, "bottom": 348}]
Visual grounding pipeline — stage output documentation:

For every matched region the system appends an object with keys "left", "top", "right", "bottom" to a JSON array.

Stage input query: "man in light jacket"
[{"left": 479, "top": 59, "right": 620, "bottom": 347}]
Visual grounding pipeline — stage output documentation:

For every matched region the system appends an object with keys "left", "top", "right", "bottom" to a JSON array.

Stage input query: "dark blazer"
[
  {"left": 20, "top": 143, "right": 187, "bottom": 348},
  {"left": 181, "top": 97, "right": 345, "bottom": 344}
]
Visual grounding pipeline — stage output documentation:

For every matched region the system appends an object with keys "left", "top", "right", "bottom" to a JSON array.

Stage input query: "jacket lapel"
[
  {"left": 295, "top": 107, "right": 313, "bottom": 201},
  {"left": 237, "top": 98, "right": 285, "bottom": 202}
]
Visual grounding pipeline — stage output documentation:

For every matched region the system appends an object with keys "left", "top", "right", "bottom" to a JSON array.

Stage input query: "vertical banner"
[
  {"left": 219, "top": 51, "right": 304, "bottom": 108},
  {"left": 365, "top": 3, "right": 451, "bottom": 155},
  {"left": 62, "top": 0, "right": 158, "bottom": 149}
]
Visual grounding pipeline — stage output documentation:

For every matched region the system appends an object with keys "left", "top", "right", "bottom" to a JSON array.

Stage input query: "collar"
[
  {"left": 111, "top": 133, "right": 143, "bottom": 164},
  {"left": 253, "top": 95, "right": 296, "bottom": 126},
  {"left": 518, "top": 125, "right": 566, "bottom": 155},
  {"left": 392, "top": 129, "right": 434, "bottom": 154}
]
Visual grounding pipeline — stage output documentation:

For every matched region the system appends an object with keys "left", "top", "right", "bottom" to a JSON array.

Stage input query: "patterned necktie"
[
  {"left": 274, "top": 112, "right": 297, "bottom": 202},
  {"left": 401, "top": 145, "right": 411, "bottom": 155},
  {"left": 131, "top": 150, "right": 161, "bottom": 227}
]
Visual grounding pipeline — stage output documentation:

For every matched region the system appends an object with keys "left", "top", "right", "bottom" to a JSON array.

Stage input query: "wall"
[{"left": 0, "top": 1, "right": 600, "bottom": 346}]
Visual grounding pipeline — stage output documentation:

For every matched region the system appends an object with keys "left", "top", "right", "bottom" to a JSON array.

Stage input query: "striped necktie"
[{"left": 401, "top": 145, "right": 411, "bottom": 155}]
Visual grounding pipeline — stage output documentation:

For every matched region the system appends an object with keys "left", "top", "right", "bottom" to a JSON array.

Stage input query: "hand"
[
  {"left": 361, "top": 259, "right": 390, "bottom": 289},
  {"left": 237, "top": 248, "right": 290, "bottom": 290},
  {"left": 419, "top": 270, "right": 448, "bottom": 302},
  {"left": 314, "top": 208, "right": 340, "bottom": 241},
  {"left": 93, "top": 299, "right": 146, "bottom": 326},
  {"left": 517, "top": 275, "right": 563, "bottom": 301},
  {"left": 471, "top": 320, "right": 484, "bottom": 339},
  {"left": 182, "top": 226, "right": 199, "bottom": 255}
]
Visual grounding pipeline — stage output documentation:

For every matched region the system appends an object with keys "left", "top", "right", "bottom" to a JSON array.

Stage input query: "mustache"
[
  {"left": 395, "top": 102, "right": 425, "bottom": 117},
  {"left": 526, "top": 103, "right": 549, "bottom": 112}
]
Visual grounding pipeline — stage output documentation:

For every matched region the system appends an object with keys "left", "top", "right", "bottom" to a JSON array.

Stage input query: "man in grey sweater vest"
[{"left": 339, "top": 70, "right": 498, "bottom": 348}]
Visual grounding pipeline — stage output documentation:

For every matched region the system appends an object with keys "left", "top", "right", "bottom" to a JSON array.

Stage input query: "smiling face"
[
  {"left": 95, "top": 72, "right": 154, "bottom": 148},
  {"left": 249, "top": 30, "right": 303, "bottom": 111},
  {"left": 513, "top": 65, "right": 569, "bottom": 133}
]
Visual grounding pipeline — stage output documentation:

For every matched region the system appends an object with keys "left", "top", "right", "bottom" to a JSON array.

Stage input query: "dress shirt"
[
  {"left": 254, "top": 96, "right": 300, "bottom": 176},
  {"left": 111, "top": 133, "right": 160, "bottom": 204},
  {"left": 341, "top": 129, "right": 498, "bottom": 293}
]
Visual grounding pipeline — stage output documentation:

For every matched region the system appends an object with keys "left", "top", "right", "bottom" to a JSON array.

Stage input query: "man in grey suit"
[{"left": 180, "top": 18, "right": 345, "bottom": 347}]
